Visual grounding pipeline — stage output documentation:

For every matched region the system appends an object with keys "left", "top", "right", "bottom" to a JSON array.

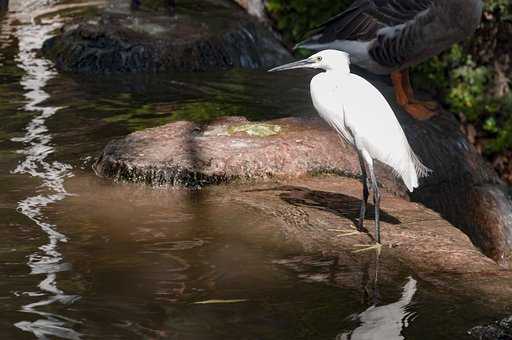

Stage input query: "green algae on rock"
[{"left": 228, "top": 123, "right": 282, "bottom": 137}]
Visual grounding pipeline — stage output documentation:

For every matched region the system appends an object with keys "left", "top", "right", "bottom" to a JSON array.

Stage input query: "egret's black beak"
[{"left": 268, "top": 58, "right": 315, "bottom": 72}]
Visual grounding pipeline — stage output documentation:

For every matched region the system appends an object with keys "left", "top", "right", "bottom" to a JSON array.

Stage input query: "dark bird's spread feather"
[
  {"left": 299, "top": 0, "right": 483, "bottom": 74},
  {"left": 316, "top": 0, "right": 432, "bottom": 43}
]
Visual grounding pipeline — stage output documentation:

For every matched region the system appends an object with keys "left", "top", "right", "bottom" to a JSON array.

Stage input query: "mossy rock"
[{"left": 228, "top": 123, "right": 282, "bottom": 137}]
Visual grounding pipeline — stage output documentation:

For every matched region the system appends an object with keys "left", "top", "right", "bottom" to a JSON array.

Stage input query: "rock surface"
[
  {"left": 94, "top": 116, "right": 370, "bottom": 187},
  {"left": 197, "top": 177, "right": 512, "bottom": 310},
  {"left": 94, "top": 66, "right": 512, "bottom": 266},
  {"left": 66, "top": 171, "right": 512, "bottom": 334},
  {"left": 41, "top": 0, "right": 291, "bottom": 73}
]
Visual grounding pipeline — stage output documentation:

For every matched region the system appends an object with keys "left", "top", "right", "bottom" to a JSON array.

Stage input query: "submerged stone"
[{"left": 41, "top": 0, "right": 292, "bottom": 73}]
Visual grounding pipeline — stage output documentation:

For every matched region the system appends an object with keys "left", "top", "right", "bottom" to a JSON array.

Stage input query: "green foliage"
[
  {"left": 265, "top": 0, "right": 352, "bottom": 45},
  {"left": 486, "top": 96, "right": 512, "bottom": 153},
  {"left": 486, "top": 0, "right": 511, "bottom": 16},
  {"left": 417, "top": 46, "right": 493, "bottom": 122},
  {"left": 414, "top": 48, "right": 512, "bottom": 154},
  {"left": 413, "top": 0, "right": 512, "bottom": 155}
]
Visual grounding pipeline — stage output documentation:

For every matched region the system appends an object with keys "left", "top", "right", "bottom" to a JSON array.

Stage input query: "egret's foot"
[
  {"left": 329, "top": 227, "right": 362, "bottom": 237},
  {"left": 338, "top": 230, "right": 361, "bottom": 237},
  {"left": 353, "top": 243, "right": 382, "bottom": 255},
  {"left": 403, "top": 103, "right": 438, "bottom": 121}
]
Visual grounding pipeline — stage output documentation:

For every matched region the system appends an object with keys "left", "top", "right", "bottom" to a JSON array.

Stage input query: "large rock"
[
  {"left": 41, "top": 0, "right": 291, "bottom": 73},
  {"left": 94, "top": 116, "right": 369, "bottom": 187},
  {"left": 94, "top": 69, "right": 512, "bottom": 266}
]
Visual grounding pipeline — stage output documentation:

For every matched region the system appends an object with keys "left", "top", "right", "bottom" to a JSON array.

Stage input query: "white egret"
[{"left": 269, "top": 50, "right": 430, "bottom": 250}]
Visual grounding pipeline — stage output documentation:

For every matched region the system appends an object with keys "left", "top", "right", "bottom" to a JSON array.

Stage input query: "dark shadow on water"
[{"left": 247, "top": 185, "right": 401, "bottom": 228}]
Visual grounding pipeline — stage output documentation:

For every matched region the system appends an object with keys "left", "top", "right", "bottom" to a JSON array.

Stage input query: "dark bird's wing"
[
  {"left": 313, "top": 0, "right": 434, "bottom": 43},
  {"left": 297, "top": 0, "right": 482, "bottom": 73}
]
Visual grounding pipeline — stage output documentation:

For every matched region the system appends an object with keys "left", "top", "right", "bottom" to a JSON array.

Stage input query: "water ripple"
[{"left": 10, "top": 10, "right": 81, "bottom": 340}]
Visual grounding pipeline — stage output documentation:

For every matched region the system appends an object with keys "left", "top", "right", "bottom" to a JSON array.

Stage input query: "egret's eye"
[{"left": 316, "top": 56, "right": 323, "bottom": 62}]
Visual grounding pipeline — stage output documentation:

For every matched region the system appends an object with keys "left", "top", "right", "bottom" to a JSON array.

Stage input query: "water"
[{"left": 0, "top": 1, "right": 507, "bottom": 339}]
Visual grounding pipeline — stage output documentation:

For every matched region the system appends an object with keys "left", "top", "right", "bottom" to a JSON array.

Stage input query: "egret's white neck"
[{"left": 323, "top": 62, "right": 350, "bottom": 74}]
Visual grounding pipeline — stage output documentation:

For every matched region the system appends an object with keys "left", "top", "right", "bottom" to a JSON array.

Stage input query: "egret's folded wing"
[{"left": 342, "top": 74, "right": 429, "bottom": 190}]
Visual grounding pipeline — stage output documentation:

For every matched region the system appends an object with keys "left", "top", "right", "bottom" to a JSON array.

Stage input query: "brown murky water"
[{"left": 0, "top": 1, "right": 507, "bottom": 339}]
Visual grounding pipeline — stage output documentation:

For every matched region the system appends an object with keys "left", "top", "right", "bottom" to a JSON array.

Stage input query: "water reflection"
[
  {"left": 338, "top": 267, "right": 417, "bottom": 340},
  {"left": 10, "top": 5, "right": 80, "bottom": 339}
]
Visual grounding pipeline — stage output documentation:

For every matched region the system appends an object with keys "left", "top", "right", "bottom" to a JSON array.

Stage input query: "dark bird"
[{"left": 296, "top": 0, "right": 484, "bottom": 120}]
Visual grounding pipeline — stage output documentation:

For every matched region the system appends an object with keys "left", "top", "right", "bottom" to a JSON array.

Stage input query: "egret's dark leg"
[
  {"left": 367, "top": 161, "right": 381, "bottom": 244},
  {"left": 357, "top": 151, "right": 369, "bottom": 231},
  {"left": 353, "top": 154, "right": 382, "bottom": 253},
  {"left": 372, "top": 250, "right": 381, "bottom": 305}
]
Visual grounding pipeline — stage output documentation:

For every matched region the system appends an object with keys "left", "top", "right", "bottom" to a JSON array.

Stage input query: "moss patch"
[{"left": 228, "top": 123, "right": 282, "bottom": 137}]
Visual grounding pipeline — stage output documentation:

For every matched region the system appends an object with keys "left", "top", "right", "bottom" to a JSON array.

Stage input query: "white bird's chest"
[{"left": 310, "top": 73, "right": 354, "bottom": 144}]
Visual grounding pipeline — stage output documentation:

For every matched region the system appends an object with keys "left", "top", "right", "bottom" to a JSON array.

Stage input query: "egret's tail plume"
[{"left": 404, "top": 151, "right": 431, "bottom": 192}]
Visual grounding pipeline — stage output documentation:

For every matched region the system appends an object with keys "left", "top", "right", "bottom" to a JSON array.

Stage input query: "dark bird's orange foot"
[
  {"left": 391, "top": 70, "right": 439, "bottom": 121},
  {"left": 409, "top": 98, "right": 438, "bottom": 111},
  {"left": 403, "top": 103, "right": 437, "bottom": 121}
]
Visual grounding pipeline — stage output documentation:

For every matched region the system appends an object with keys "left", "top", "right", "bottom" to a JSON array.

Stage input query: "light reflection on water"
[{"left": 9, "top": 6, "right": 81, "bottom": 339}]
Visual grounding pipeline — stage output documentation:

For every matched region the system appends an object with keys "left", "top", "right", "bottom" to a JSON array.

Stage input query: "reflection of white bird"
[
  {"left": 337, "top": 276, "right": 418, "bottom": 340},
  {"left": 269, "top": 50, "right": 429, "bottom": 250}
]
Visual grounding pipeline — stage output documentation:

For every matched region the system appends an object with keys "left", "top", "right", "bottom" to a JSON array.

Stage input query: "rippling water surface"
[{"left": 0, "top": 1, "right": 507, "bottom": 339}]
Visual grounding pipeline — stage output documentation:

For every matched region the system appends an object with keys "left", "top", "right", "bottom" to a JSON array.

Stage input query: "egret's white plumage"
[
  {"left": 269, "top": 49, "right": 430, "bottom": 245},
  {"left": 310, "top": 60, "right": 428, "bottom": 191}
]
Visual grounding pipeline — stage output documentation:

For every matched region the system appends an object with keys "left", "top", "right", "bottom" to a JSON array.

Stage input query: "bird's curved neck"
[{"left": 326, "top": 67, "right": 350, "bottom": 76}]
